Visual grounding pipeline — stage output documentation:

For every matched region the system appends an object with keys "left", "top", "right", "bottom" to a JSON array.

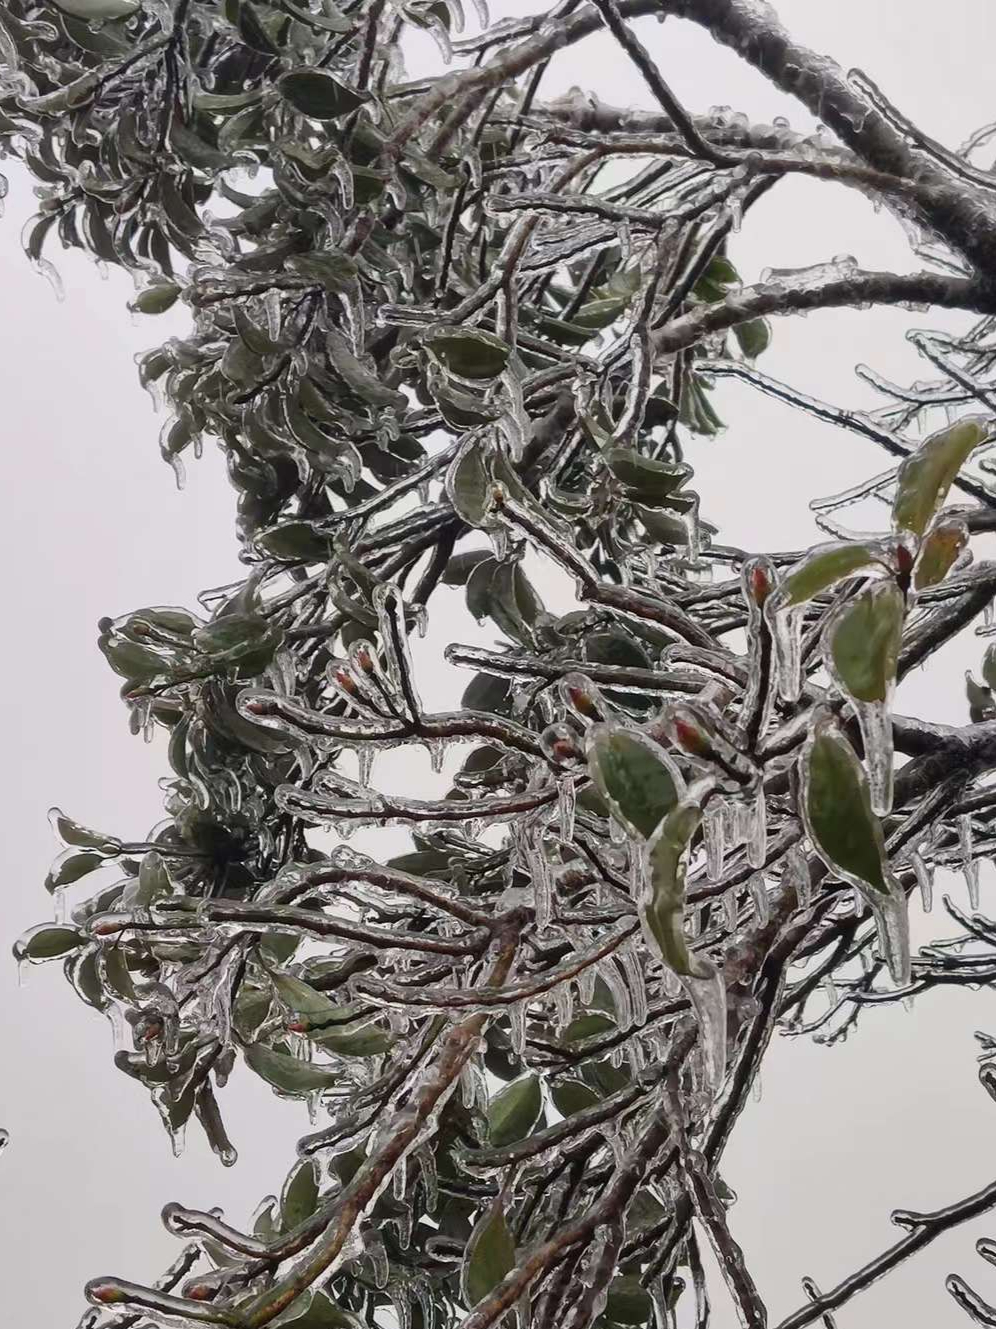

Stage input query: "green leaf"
[
  {"left": 463, "top": 1201, "right": 516, "bottom": 1308},
  {"left": 550, "top": 1078, "right": 601, "bottom": 1116},
  {"left": 51, "top": 0, "right": 138, "bottom": 15},
  {"left": 281, "top": 1159, "right": 320, "bottom": 1232},
  {"left": 442, "top": 550, "right": 492, "bottom": 586},
  {"left": 733, "top": 316, "right": 772, "bottom": 360},
  {"left": 799, "top": 722, "right": 890, "bottom": 896},
  {"left": 245, "top": 1043, "right": 340, "bottom": 1096},
  {"left": 423, "top": 328, "right": 511, "bottom": 379},
  {"left": 278, "top": 69, "right": 367, "bottom": 120},
  {"left": 562, "top": 1013, "right": 615, "bottom": 1043},
  {"left": 487, "top": 1074, "right": 542, "bottom": 1147},
  {"left": 326, "top": 330, "right": 406, "bottom": 410},
  {"left": 586, "top": 726, "right": 681, "bottom": 838},
  {"left": 48, "top": 807, "right": 117, "bottom": 851},
  {"left": 447, "top": 441, "right": 492, "bottom": 527},
  {"left": 45, "top": 849, "right": 105, "bottom": 892},
  {"left": 256, "top": 522, "right": 334, "bottom": 563},
  {"left": 604, "top": 448, "right": 691, "bottom": 502},
  {"left": 606, "top": 1276, "right": 655, "bottom": 1325},
  {"left": 13, "top": 924, "right": 87, "bottom": 963},
  {"left": 913, "top": 518, "right": 968, "bottom": 590},
  {"left": 826, "top": 581, "right": 904, "bottom": 704},
  {"left": 271, "top": 970, "right": 339, "bottom": 1019},
  {"left": 584, "top": 630, "right": 651, "bottom": 671},
  {"left": 892, "top": 416, "right": 987, "bottom": 536},
  {"left": 776, "top": 541, "right": 884, "bottom": 608},
  {"left": 288, "top": 251, "right": 359, "bottom": 293},
  {"left": 130, "top": 283, "right": 181, "bottom": 315},
  {"left": 643, "top": 798, "right": 704, "bottom": 977}
]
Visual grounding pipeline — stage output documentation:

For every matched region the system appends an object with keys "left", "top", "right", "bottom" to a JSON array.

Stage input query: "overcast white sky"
[{"left": 4, "top": 2, "right": 996, "bottom": 1325}]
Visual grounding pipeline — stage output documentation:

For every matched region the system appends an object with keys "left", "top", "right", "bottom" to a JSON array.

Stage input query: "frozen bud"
[
  {"left": 241, "top": 696, "right": 276, "bottom": 716},
  {"left": 742, "top": 555, "right": 774, "bottom": 607},
  {"left": 670, "top": 709, "right": 712, "bottom": 758},
  {"left": 351, "top": 643, "right": 376, "bottom": 674},
  {"left": 86, "top": 1279, "right": 127, "bottom": 1305},
  {"left": 540, "top": 723, "right": 583, "bottom": 768},
  {"left": 334, "top": 666, "right": 358, "bottom": 693}
]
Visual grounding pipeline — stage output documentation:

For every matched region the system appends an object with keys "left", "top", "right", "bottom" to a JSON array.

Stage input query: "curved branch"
[{"left": 651, "top": 269, "right": 995, "bottom": 358}]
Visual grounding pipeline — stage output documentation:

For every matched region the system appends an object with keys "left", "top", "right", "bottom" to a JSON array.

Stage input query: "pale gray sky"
[{"left": 3, "top": 3, "right": 996, "bottom": 1325}]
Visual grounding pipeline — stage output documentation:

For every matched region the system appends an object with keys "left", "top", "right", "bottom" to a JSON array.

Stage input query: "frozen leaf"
[
  {"left": 606, "top": 1276, "right": 655, "bottom": 1325},
  {"left": 892, "top": 416, "right": 987, "bottom": 536},
  {"left": 604, "top": 448, "right": 691, "bottom": 502},
  {"left": 734, "top": 317, "right": 772, "bottom": 360},
  {"left": 13, "top": 923, "right": 86, "bottom": 963},
  {"left": 799, "top": 718, "right": 909, "bottom": 983},
  {"left": 45, "top": 849, "right": 105, "bottom": 892},
  {"left": 423, "top": 328, "right": 511, "bottom": 379},
  {"left": 773, "top": 541, "right": 885, "bottom": 608},
  {"left": 281, "top": 1159, "right": 320, "bottom": 1232},
  {"left": 48, "top": 807, "right": 117, "bottom": 851},
  {"left": 913, "top": 519, "right": 968, "bottom": 590},
  {"left": 487, "top": 1073, "right": 542, "bottom": 1147},
  {"left": 462, "top": 1201, "right": 515, "bottom": 1308},
  {"left": 586, "top": 725, "right": 682, "bottom": 839},
  {"left": 447, "top": 440, "right": 491, "bottom": 527},
  {"left": 278, "top": 70, "right": 367, "bottom": 121},
  {"left": 245, "top": 1043, "right": 340, "bottom": 1096},
  {"left": 130, "top": 284, "right": 181, "bottom": 316},
  {"left": 826, "top": 581, "right": 904, "bottom": 701},
  {"left": 550, "top": 1078, "right": 600, "bottom": 1116},
  {"left": 51, "top": 0, "right": 138, "bottom": 14}
]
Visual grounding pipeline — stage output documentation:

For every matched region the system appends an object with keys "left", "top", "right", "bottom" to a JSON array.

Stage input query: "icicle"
[
  {"left": 823, "top": 974, "right": 837, "bottom": 1008},
  {"left": 959, "top": 814, "right": 981, "bottom": 909},
  {"left": 416, "top": 1144, "right": 438, "bottom": 1214},
  {"left": 852, "top": 885, "right": 864, "bottom": 917},
  {"left": 748, "top": 872, "right": 769, "bottom": 925},
  {"left": 578, "top": 966, "right": 596, "bottom": 1006},
  {"left": 509, "top": 1002, "right": 526, "bottom": 1057},
  {"left": 911, "top": 849, "right": 934, "bottom": 912},
  {"left": 770, "top": 605, "right": 804, "bottom": 702},
  {"left": 557, "top": 775, "right": 576, "bottom": 843},
  {"left": 427, "top": 738, "right": 445, "bottom": 775},
  {"left": 358, "top": 746, "right": 375, "bottom": 788},
  {"left": 751, "top": 1072, "right": 762, "bottom": 1103},
  {"left": 785, "top": 845, "right": 811, "bottom": 907},
  {"left": 619, "top": 939, "right": 648, "bottom": 1028},
  {"left": 680, "top": 968, "right": 727, "bottom": 1097},
  {"left": 392, "top": 1153, "right": 407, "bottom": 1201},
  {"left": 598, "top": 957, "right": 632, "bottom": 1032},
  {"left": 723, "top": 890, "right": 738, "bottom": 932},
  {"left": 747, "top": 784, "right": 767, "bottom": 869},
  {"left": 367, "top": 1233, "right": 390, "bottom": 1289},
  {"left": 703, "top": 801, "right": 726, "bottom": 881},
  {"left": 554, "top": 980, "right": 574, "bottom": 1032},
  {"left": 414, "top": 603, "right": 429, "bottom": 640},
  {"left": 852, "top": 698, "right": 895, "bottom": 816}
]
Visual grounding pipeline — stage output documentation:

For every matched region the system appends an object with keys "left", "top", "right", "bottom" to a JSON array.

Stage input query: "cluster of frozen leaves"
[{"left": 9, "top": 0, "right": 996, "bottom": 1326}]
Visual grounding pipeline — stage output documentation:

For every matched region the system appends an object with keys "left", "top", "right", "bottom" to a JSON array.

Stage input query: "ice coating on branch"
[
  {"left": 703, "top": 800, "right": 726, "bottom": 881},
  {"left": 911, "top": 849, "right": 934, "bottom": 912}
]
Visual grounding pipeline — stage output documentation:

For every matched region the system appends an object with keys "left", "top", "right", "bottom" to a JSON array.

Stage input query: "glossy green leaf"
[
  {"left": 643, "top": 799, "right": 704, "bottom": 977},
  {"left": 776, "top": 541, "right": 884, "bottom": 608},
  {"left": 51, "top": 0, "right": 138, "bottom": 15},
  {"left": 550, "top": 1078, "right": 601, "bottom": 1116},
  {"left": 245, "top": 1043, "right": 339, "bottom": 1095},
  {"left": 447, "top": 441, "right": 492, "bottom": 527},
  {"left": 13, "top": 923, "right": 87, "bottom": 962},
  {"left": 256, "top": 522, "right": 334, "bottom": 563},
  {"left": 799, "top": 723, "right": 889, "bottom": 896},
  {"left": 281, "top": 1159, "right": 320, "bottom": 1231},
  {"left": 48, "top": 807, "right": 117, "bottom": 851},
  {"left": 604, "top": 448, "right": 691, "bottom": 501},
  {"left": 606, "top": 1276, "right": 655, "bottom": 1325},
  {"left": 278, "top": 70, "right": 366, "bottom": 120},
  {"left": 586, "top": 726, "right": 681, "bottom": 838},
  {"left": 326, "top": 330, "right": 406, "bottom": 409},
  {"left": 130, "top": 283, "right": 181, "bottom": 315},
  {"left": 826, "top": 581, "right": 904, "bottom": 704},
  {"left": 45, "top": 849, "right": 105, "bottom": 892},
  {"left": 562, "top": 1013, "right": 615, "bottom": 1043},
  {"left": 892, "top": 416, "right": 987, "bottom": 536},
  {"left": 913, "top": 519, "right": 968, "bottom": 589},
  {"left": 733, "top": 316, "right": 772, "bottom": 360},
  {"left": 424, "top": 328, "right": 511, "bottom": 379},
  {"left": 463, "top": 1201, "right": 516, "bottom": 1308},
  {"left": 487, "top": 1074, "right": 542, "bottom": 1147}
]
